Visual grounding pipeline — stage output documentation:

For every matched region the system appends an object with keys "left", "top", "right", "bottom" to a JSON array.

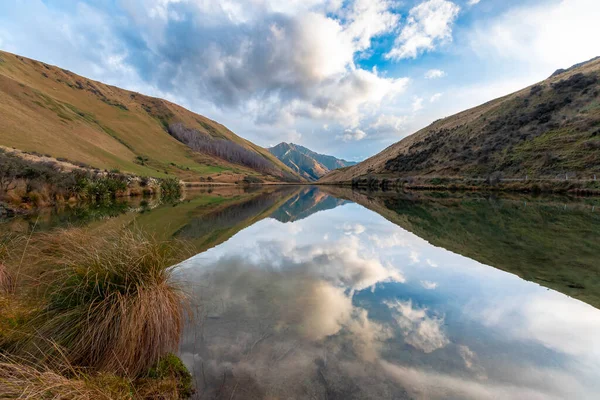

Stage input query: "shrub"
[
  {"left": 160, "top": 177, "right": 182, "bottom": 198},
  {"left": 147, "top": 353, "right": 193, "bottom": 398},
  {"left": 20, "top": 228, "right": 189, "bottom": 377},
  {"left": 242, "top": 175, "right": 263, "bottom": 184}
]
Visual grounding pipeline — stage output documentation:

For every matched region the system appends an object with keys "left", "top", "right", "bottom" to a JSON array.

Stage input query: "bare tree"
[{"left": 168, "top": 123, "right": 279, "bottom": 176}]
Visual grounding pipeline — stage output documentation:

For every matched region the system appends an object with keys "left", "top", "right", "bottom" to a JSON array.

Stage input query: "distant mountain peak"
[{"left": 268, "top": 143, "right": 356, "bottom": 181}]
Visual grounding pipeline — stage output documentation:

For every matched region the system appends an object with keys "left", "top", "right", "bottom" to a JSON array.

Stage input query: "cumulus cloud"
[
  {"left": 380, "top": 361, "right": 573, "bottom": 400},
  {"left": 387, "top": 0, "right": 460, "bottom": 60},
  {"left": 119, "top": 1, "right": 406, "bottom": 127},
  {"left": 468, "top": 0, "right": 481, "bottom": 5},
  {"left": 480, "top": 293, "right": 600, "bottom": 358},
  {"left": 385, "top": 299, "right": 449, "bottom": 353},
  {"left": 337, "top": 129, "right": 368, "bottom": 142},
  {"left": 339, "top": 223, "right": 366, "bottom": 235},
  {"left": 425, "top": 68, "right": 446, "bottom": 79},
  {"left": 297, "top": 235, "right": 406, "bottom": 291},
  {"left": 421, "top": 280, "right": 438, "bottom": 289},
  {"left": 369, "top": 114, "right": 409, "bottom": 135},
  {"left": 412, "top": 97, "right": 425, "bottom": 112},
  {"left": 369, "top": 232, "right": 410, "bottom": 248},
  {"left": 426, "top": 259, "right": 438, "bottom": 267},
  {"left": 430, "top": 92, "right": 443, "bottom": 102}
]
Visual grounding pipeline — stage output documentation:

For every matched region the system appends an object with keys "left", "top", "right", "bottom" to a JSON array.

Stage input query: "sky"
[{"left": 1, "top": 0, "right": 600, "bottom": 161}]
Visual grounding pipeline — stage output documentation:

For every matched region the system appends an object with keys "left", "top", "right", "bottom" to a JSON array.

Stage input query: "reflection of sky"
[{"left": 179, "top": 195, "right": 600, "bottom": 399}]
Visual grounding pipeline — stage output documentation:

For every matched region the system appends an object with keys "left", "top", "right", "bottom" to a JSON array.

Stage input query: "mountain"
[
  {"left": 0, "top": 50, "right": 302, "bottom": 182},
  {"left": 268, "top": 142, "right": 356, "bottom": 181},
  {"left": 269, "top": 186, "right": 350, "bottom": 222},
  {"left": 320, "top": 57, "right": 600, "bottom": 184}
]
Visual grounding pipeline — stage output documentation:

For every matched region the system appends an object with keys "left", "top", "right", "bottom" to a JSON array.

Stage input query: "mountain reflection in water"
[{"left": 177, "top": 187, "right": 600, "bottom": 400}]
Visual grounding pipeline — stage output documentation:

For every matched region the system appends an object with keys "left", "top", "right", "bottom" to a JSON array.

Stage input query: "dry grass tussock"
[
  {"left": 0, "top": 359, "right": 130, "bottom": 400},
  {"left": 0, "top": 232, "right": 24, "bottom": 294},
  {"left": 15, "top": 227, "right": 190, "bottom": 378}
]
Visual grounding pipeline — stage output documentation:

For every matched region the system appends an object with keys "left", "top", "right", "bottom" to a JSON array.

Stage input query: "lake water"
[
  {"left": 4, "top": 186, "right": 600, "bottom": 399},
  {"left": 174, "top": 187, "right": 600, "bottom": 400}
]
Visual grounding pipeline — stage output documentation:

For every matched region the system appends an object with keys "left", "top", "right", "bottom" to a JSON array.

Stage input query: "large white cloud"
[
  {"left": 385, "top": 299, "right": 449, "bottom": 353},
  {"left": 387, "top": 0, "right": 460, "bottom": 60}
]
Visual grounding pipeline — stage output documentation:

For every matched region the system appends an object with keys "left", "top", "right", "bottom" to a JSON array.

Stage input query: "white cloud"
[
  {"left": 426, "top": 259, "right": 439, "bottom": 268},
  {"left": 470, "top": 0, "right": 600, "bottom": 73},
  {"left": 430, "top": 92, "right": 443, "bottom": 102},
  {"left": 339, "top": 223, "right": 367, "bottom": 235},
  {"left": 343, "top": 0, "right": 399, "bottom": 52},
  {"left": 337, "top": 129, "right": 367, "bottom": 142},
  {"left": 384, "top": 300, "right": 449, "bottom": 353},
  {"left": 380, "top": 361, "right": 575, "bottom": 400},
  {"left": 387, "top": 0, "right": 460, "bottom": 60},
  {"left": 300, "top": 235, "right": 406, "bottom": 291},
  {"left": 412, "top": 97, "right": 424, "bottom": 111},
  {"left": 481, "top": 293, "right": 600, "bottom": 358},
  {"left": 410, "top": 250, "right": 420, "bottom": 263},
  {"left": 421, "top": 280, "right": 438, "bottom": 289},
  {"left": 425, "top": 68, "right": 446, "bottom": 79},
  {"left": 468, "top": 0, "right": 481, "bottom": 5},
  {"left": 370, "top": 114, "right": 408, "bottom": 135}
]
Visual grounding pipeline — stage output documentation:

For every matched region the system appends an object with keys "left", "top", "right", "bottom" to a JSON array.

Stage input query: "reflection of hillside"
[
  {"left": 270, "top": 187, "right": 350, "bottom": 223},
  {"left": 323, "top": 187, "right": 600, "bottom": 310},
  {"left": 172, "top": 187, "right": 299, "bottom": 251}
]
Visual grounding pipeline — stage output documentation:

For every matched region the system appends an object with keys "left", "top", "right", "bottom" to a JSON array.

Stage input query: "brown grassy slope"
[
  {"left": 0, "top": 50, "right": 300, "bottom": 181},
  {"left": 320, "top": 58, "right": 600, "bottom": 183}
]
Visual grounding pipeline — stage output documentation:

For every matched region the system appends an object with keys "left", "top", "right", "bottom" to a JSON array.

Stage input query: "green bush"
[
  {"left": 160, "top": 177, "right": 182, "bottom": 198},
  {"left": 242, "top": 175, "right": 263, "bottom": 184},
  {"left": 148, "top": 353, "right": 194, "bottom": 398}
]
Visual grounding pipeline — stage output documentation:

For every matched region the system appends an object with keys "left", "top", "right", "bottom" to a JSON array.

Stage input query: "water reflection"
[{"left": 178, "top": 188, "right": 600, "bottom": 399}]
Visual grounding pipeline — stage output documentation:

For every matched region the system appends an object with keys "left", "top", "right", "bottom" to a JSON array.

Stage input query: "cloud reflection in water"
[{"left": 177, "top": 193, "right": 600, "bottom": 399}]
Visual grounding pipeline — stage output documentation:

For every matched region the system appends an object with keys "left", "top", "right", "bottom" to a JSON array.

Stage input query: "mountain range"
[
  {"left": 268, "top": 142, "right": 356, "bottom": 181},
  {"left": 320, "top": 57, "right": 600, "bottom": 184}
]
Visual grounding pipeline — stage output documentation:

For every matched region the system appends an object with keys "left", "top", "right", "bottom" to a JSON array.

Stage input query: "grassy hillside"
[
  {"left": 324, "top": 187, "right": 600, "bottom": 310},
  {"left": 0, "top": 50, "right": 301, "bottom": 182},
  {"left": 320, "top": 57, "right": 600, "bottom": 184},
  {"left": 269, "top": 142, "right": 356, "bottom": 181}
]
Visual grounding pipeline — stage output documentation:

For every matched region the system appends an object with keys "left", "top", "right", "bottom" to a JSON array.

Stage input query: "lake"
[{"left": 4, "top": 186, "right": 600, "bottom": 399}]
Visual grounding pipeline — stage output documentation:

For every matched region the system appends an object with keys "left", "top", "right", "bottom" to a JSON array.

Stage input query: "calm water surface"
[
  {"left": 174, "top": 187, "right": 600, "bottom": 400},
  {"left": 4, "top": 186, "right": 599, "bottom": 399}
]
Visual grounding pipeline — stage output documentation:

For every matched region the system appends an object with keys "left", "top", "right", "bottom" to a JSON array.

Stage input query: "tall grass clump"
[
  {"left": 0, "top": 232, "right": 23, "bottom": 294},
  {"left": 21, "top": 228, "right": 189, "bottom": 377}
]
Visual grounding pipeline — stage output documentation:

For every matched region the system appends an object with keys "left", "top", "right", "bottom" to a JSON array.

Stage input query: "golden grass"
[
  {"left": 0, "top": 233, "right": 23, "bottom": 294},
  {"left": 0, "top": 358, "right": 188, "bottom": 399},
  {"left": 14, "top": 228, "right": 190, "bottom": 378},
  {"left": 0, "top": 360, "right": 125, "bottom": 400}
]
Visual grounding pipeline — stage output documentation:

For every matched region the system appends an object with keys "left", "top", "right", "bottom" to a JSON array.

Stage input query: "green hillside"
[
  {"left": 320, "top": 57, "right": 600, "bottom": 184},
  {"left": 0, "top": 50, "right": 301, "bottom": 182}
]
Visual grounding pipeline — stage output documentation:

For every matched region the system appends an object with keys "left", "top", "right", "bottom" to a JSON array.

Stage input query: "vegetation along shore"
[{"left": 0, "top": 227, "right": 194, "bottom": 398}]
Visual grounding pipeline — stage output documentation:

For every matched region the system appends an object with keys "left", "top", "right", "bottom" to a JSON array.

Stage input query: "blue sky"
[{"left": 1, "top": 0, "right": 599, "bottom": 161}]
